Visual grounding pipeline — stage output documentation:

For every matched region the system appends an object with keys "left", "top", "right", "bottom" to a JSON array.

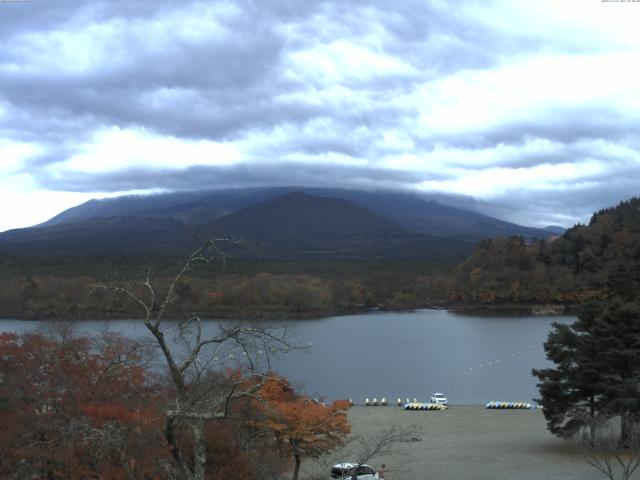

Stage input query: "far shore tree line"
[{"left": 0, "top": 265, "right": 451, "bottom": 320}]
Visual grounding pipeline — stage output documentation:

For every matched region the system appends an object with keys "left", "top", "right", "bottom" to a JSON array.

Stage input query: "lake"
[{"left": 0, "top": 309, "right": 573, "bottom": 405}]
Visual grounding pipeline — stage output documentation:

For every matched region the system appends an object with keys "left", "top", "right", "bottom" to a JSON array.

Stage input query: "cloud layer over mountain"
[{"left": 1, "top": 0, "right": 639, "bottom": 231}]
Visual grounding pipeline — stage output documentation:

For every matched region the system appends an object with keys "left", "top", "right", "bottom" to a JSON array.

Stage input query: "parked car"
[
  {"left": 430, "top": 392, "right": 447, "bottom": 404},
  {"left": 330, "top": 463, "right": 378, "bottom": 479}
]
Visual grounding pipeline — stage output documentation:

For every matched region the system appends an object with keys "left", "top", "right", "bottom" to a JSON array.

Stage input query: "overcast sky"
[{"left": 1, "top": 0, "right": 640, "bottom": 232}]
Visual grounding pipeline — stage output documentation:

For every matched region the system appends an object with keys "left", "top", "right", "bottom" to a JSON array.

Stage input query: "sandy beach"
[{"left": 302, "top": 406, "right": 609, "bottom": 480}]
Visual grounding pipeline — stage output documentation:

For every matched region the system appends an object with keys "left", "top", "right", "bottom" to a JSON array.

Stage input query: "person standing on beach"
[{"left": 377, "top": 464, "right": 386, "bottom": 479}]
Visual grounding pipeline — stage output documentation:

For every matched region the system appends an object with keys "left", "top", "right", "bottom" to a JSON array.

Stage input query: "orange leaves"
[
  {"left": 253, "top": 375, "right": 351, "bottom": 460},
  {"left": 81, "top": 402, "right": 138, "bottom": 426},
  {"left": 0, "top": 331, "right": 163, "bottom": 479},
  {"left": 331, "top": 399, "right": 350, "bottom": 411},
  {"left": 1, "top": 331, "right": 344, "bottom": 479}
]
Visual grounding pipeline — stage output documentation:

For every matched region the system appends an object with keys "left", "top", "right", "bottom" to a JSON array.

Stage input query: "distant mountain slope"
[
  {"left": 39, "top": 191, "right": 200, "bottom": 227},
  {"left": 543, "top": 225, "right": 566, "bottom": 235},
  {"left": 0, "top": 216, "right": 190, "bottom": 253},
  {"left": 207, "top": 192, "right": 402, "bottom": 240},
  {"left": 0, "top": 193, "right": 474, "bottom": 261},
  {"left": 449, "top": 197, "right": 640, "bottom": 306},
  {"left": 293, "top": 189, "right": 553, "bottom": 239},
  {"left": 35, "top": 187, "right": 554, "bottom": 240}
]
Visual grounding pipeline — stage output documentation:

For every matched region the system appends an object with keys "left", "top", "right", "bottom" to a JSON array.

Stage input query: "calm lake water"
[{"left": 0, "top": 310, "right": 573, "bottom": 405}]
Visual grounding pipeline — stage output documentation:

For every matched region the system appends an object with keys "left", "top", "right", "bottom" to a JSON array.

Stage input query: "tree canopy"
[
  {"left": 253, "top": 376, "right": 351, "bottom": 480},
  {"left": 533, "top": 256, "right": 640, "bottom": 445},
  {"left": 451, "top": 197, "right": 640, "bottom": 306}
]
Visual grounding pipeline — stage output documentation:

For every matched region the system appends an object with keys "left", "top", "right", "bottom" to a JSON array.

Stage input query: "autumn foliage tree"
[
  {"left": 0, "top": 330, "right": 316, "bottom": 480},
  {"left": 252, "top": 376, "right": 351, "bottom": 480},
  {"left": 450, "top": 197, "right": 640, "bottom": 306},
  {"left": 0, "top": 328, "right": 164, "bottom": 479}
]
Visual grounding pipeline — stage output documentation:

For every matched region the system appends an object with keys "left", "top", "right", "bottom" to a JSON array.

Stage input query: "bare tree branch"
[
  {"left": 578, "top": 419, "right": 640, "bottom": 480},
  {"left": 92, "top": 237, "right": 300, "bottom": 480}
]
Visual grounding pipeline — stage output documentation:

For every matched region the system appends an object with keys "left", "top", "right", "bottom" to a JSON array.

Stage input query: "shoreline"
[{"left": 0, "top": 302, "right": 576, "bottom": 322}]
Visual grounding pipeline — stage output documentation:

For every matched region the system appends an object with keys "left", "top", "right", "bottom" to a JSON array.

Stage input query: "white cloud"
[
  {"left": 57, "top": 127, "right": 241, "bottom": 174},
  {"left": 410, "top": 52, "right": 640, "bottom": 135},
  {"left": 2, "top": 1, "right": 240, "bottom": 75},
  {"left": 417, "top": 160, "right": 607, "bottom": 198},
  {"left": 288, "top": 40, "right": 417, "bottom": 86},
  {"left": 0, "top": 174, "right": 96, "bottom": 232},
  {"left": 465, "top": 0, "right": 640, "bottom": 52},
  {"left": 381, "top": 138, "right": 560, "bottom": 173},
  {"left": 0, "top": 139, "right": 41, "bottom": 174}
]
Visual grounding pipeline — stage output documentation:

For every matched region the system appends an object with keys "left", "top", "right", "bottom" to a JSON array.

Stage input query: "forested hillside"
[
  {"left": 2, "top": 197, "right": 639, "bottom": 320},
  {"left": 449, "top": 198, "right": 640, "bottom": 306}
]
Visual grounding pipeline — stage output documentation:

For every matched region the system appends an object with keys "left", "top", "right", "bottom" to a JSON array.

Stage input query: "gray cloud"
[
  {"left": 464, "top": 108, "right": 638, "bottom": 151},
  {"left": 32, "top": 162, "right": 448, "bottom": 193},
  {"left": 0, "top": 0, "right": 556, "bottom": 148},
  {"left": 477, "top": 173, "right": 640, "bottom": 228},
  {"left": 2, "top": 0, "right": 639, "bottom": 229}
]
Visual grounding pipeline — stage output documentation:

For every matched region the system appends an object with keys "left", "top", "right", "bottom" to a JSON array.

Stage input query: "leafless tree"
[
  {"left": 578, "top": 419, "right": 640, "bottom": 480},
  {"left": 350, "top": 424, "right": 420, "bottom": 466},
  {"left": 94, "top": 238, "right": 300, "bottom": 480},
  {"left": 307, "top": 424, "right": 420, "bottom": 480}
]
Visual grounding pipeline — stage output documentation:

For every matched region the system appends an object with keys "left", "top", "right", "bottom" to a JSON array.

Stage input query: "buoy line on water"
[{"left": 449, "top": 345, "right": 540, "bottom": 378}]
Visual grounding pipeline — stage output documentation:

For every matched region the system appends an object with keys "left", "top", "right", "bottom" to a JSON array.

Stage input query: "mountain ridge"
[
  {"left": 34, "top": 187, "right": 554, "bottom": 240},
  {"left": 0, "top": 192, "right": 473, "bottom": 260}
]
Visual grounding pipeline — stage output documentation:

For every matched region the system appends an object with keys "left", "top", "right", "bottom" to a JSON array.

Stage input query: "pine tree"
[
  {"left": 588, "top": 300, "right": 640, "bottom": 445},
  {"left": 533, "top": 308, "right": 606, "bottom": 440},
  {"left": 534, "top": 298, "right": 640, "bottom": 444}
]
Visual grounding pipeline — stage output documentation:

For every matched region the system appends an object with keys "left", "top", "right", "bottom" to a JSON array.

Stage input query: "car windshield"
[
  {"left": 356, "top": 465, "right": 375, "bottom": 475},
  {"left": 331, "top": 467, "right": 346, "bottom": 478},
  {"left": 331, "top": 466, "right": 355, "bottom": 478},
  {"left": 332, "top": 464, "right": 373, "bottom": 478}
]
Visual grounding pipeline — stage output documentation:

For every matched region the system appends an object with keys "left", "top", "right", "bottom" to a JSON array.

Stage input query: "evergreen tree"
[
  {"left": 589, "top": 300, "right": 640, "bottom": 445},
  {"left": 534, "top": 299, "right": 640, "bottom": 444},
  {"left": 533, "top": 307, "right": 606, "bottom": 440}
]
